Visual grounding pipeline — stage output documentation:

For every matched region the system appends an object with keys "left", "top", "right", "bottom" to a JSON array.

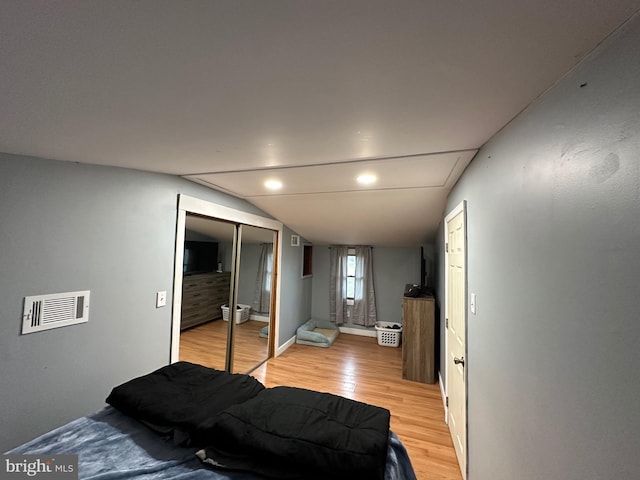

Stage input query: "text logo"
[{"left": 1, "top": 455, "right": 77, "bottom": 480}]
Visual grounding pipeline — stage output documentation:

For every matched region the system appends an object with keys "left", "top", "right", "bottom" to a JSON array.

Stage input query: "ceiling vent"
[{"left": 22, "top": 290, "right": 90, "bottom": 334}]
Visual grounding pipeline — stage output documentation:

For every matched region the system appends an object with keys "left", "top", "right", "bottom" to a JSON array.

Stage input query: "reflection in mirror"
[
  {"left": 178, "top": 213, "right": 235, "bottom": 371},
  {"left": 232, "top": 225, "right": 275, "bottom": 373}
]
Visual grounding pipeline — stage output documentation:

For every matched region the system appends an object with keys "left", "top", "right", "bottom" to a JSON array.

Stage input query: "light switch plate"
[
  {"left": 156, "top": 291, "right": 167, "bottom": 308},
  {"left": 470, "top": 293, "right": 477, "bottom": 314}
]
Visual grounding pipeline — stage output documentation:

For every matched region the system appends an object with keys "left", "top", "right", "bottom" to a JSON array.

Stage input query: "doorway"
[
  {"left": 444, "top": 200, "right": 467, "bottom": 479},
  {"left": 171, "top": 195, "right": 282, "bottom": 373}
]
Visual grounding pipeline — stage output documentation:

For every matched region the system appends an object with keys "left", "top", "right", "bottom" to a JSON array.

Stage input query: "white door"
[{"left": 446, "top": 203, "right": 467, "bottom": 479}]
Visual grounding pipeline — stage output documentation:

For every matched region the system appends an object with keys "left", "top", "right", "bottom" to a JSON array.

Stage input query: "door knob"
[{"left": 454, "top": 356, "right": 465, "bottom": 367}]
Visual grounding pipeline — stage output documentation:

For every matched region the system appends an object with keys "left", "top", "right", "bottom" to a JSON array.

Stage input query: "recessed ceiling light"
[
  {"left": 264, "top": 179, "right": 283, "bottom": 190},
  {"left": 356, "top": 174, "right": 377, "bottom": 185}
]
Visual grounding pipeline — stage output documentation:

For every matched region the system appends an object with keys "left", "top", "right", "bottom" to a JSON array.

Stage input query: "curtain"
[
  {"left": 252, "top": 243, "right": 273, "bottom": 314},
  {"left": 352, "top": 246, "right": 377, "bottom": 326},
  {"left": 329, "top": 246, "right": 349, "bottom": 325}
]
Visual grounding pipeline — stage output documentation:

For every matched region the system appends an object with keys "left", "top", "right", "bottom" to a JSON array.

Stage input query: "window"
[
  {"left": 346, "top": 248, "right": 356, "bottom": 304},
  {"left": 265, "top": 248, "right": 273, "bottom": 293},
  {"left": 329, "top": 245, "right": 377, "bottom": 326}
]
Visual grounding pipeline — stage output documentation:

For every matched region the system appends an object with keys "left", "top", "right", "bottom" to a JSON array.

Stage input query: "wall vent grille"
[{"left": 22, "top": 291, "right": 90, "bottom": 334}]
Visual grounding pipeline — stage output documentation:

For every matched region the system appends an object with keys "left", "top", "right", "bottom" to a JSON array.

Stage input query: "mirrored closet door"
[
  {"left": 178, "top": 214, "right": 235, "bottom": 372},
  {"left": 173, "top": 195, "right": 281, "bottom": 375},
  {"left": 229, "top": 225, "right": 275, "bottom": 373}
]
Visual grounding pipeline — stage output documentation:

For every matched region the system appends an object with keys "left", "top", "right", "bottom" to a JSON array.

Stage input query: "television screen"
[{"left": 183, "top": 241, "right": 218, "bottom": 274}]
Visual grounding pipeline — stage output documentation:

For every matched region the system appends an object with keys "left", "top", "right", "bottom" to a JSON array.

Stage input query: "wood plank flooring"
[
  {"left": 180, "top": 319, "right": 268, "bottom": 374},
  {"left": 180, "top": 328, "right": 462, "bottom": 480}
]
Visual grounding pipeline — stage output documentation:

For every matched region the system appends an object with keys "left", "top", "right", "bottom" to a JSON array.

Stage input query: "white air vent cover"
[{"left": 22, "top": 290, "right": 90, "bottom": 334}]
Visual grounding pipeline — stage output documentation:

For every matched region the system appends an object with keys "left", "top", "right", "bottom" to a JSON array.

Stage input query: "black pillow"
[
  {"left": 106, "top": 361, "right": 265, "bottom": 445},
  {"left": 199, "top": 386, "right": 390, "bottom": 479}
]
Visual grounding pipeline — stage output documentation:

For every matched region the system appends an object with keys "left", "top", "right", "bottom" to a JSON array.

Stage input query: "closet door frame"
[{"left": 171, "top": 194, "right": 283, "bottom": 364}]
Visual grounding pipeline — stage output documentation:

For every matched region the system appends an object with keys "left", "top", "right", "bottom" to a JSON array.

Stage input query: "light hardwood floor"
[
  {"left": 180, "top": 319, "right": 268, "bottom": 374},
  {"left": 181, "top": 329, "right": 462, "bottom": 480}
]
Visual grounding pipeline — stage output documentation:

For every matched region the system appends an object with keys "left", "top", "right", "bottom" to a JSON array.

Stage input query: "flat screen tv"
[{"left": 183, "top": 241, "right": 218, "bottom": 274}]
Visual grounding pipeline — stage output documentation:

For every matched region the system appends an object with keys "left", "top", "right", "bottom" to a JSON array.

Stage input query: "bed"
[
  {"left": 6, "top": 362, "right": 417, "bottom": 480},
  {"left": 296, "top": 318, "right": 340, "bottom": 347}
]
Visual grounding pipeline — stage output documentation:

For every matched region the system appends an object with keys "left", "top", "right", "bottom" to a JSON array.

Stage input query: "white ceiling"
[
  {"left": 2, "top": 1, "right": 639, "bottom": 246},
  {"left": 186, "top": 214, "right": 276, "bottom": 244}
]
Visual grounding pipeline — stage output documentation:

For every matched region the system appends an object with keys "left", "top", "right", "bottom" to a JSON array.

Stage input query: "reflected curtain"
[
  {"left": 329, "top": 246, "right": 349, "bottom": 325},
  {"left": 252, "top": 243, "right": 273, "bottom": 314},
  {"left": 352, "top": 246, "right": 377, "bottom": 326}
]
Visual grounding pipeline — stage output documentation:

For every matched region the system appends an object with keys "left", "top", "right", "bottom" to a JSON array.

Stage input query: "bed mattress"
[{"left": 7, "top": 407, "right": 417, "bottom": 480}]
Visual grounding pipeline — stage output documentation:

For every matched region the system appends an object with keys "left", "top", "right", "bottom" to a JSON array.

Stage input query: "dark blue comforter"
[{"left": 7, "top": 407, "right": 417, "bottom": 480}]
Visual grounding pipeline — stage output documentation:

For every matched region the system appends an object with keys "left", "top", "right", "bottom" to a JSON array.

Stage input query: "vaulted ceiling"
[{"left": 2, "top": 1, "right": 639, "bottom": 245}]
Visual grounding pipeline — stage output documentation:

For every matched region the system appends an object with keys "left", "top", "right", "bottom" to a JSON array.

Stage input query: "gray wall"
[
  {"left": 437, "top": 16, "right": 640, "bottom": 480},
  {"left": 435, "top": 230, "right": 446, "bottom": 381},
  {"left": 0, "top": 153, "right": 310, "bottom": 452},
  {"left": 278, "top": 227, "right": 313, "bottom": 344},
  {"left": 236, "top": 243, "right": 261, "bottom": 308},
  {"left": 311, "top": 246, "right": 423, "bottom": 329},
  {"left": 217, "top": 241, "right": 233, "bottom": 276}
]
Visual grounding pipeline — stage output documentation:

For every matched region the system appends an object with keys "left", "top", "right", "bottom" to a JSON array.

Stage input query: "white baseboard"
[
  {"left": 249, "top": 314, "right": 269, "bottom": 323},
  {"left": 439, "top": 371, "right": 448, "bottom": 423},
  {"left": 338, "top": 326, "right": 377, "bottom": 337},
  {"left": 276, "top": 335, "right": 296, "bottom": 356}
]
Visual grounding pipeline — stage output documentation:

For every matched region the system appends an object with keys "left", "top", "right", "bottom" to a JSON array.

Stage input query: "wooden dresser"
[
  {"left": 181, "top": 272, "right": 231, "bottom": 330},
  {"left": 402, "top": 296, "right": 436, "bottom": 384}
]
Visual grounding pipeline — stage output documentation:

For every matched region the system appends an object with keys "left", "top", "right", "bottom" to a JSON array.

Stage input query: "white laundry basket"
[
  {"left": 221, "top": 304, "right": 251, "bottom": 324},
  {"left": 374, "top": 321, "right": 402, "bottom": 347}
]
